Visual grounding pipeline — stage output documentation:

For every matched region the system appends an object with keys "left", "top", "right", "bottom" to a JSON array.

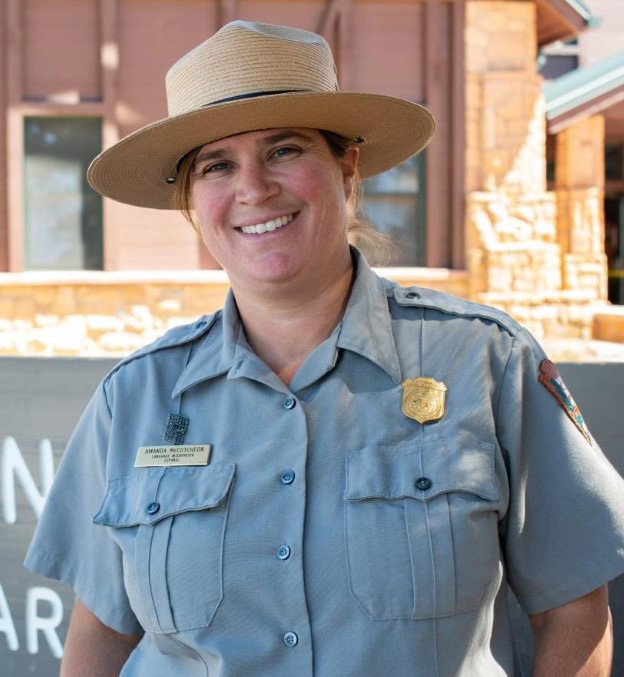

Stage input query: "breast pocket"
[
  {"left": 344, "top": 438, "right": 499, "bottom": 620},
  {"left": 93, "top": 463, "right": 235, "bottom": 633}
]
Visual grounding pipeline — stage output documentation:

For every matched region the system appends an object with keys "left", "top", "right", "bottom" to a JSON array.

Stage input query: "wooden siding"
[
  {"left": 24, "top": 0, "right": 100, "bottom": 101},
  {"left": 117, "top": 0, "right": 217, "bottom": 138}
]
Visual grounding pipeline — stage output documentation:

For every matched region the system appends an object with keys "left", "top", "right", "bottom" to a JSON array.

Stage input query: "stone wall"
[
  {"left": 0, "top": 273, "right": 230, "bottom": 356},
  {"left": 0, "top": 268, "right": 468, "bottom": 356}
]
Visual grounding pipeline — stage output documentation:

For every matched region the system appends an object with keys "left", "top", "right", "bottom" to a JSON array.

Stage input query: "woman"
[{"left": 26, "top": 21, "right": 624, "bottom": 677}]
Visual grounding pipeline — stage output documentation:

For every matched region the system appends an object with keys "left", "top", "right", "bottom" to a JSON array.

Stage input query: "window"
[
  {"left": 360, "top": 153, "right": 426, "bottom": 265},
  {"left": 538, "top": 54, "right": 579, "bottom": 80},
  {"left": 605, "top": 143, "right": 623, "bottom": 182},
  {"left": 24, "top": 117, "right": 103, "bottom": 270},
  {"left": 546, "top": 158, "right": 556, "bottom": 185}
]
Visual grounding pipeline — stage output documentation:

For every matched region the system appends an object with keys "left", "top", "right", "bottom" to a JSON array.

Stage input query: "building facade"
[
  {"left": 541, "top": 0, "right": 624, "bottom": 308},
  {"left": 0, "top": 0, "right": 621, "bottom": 356}
]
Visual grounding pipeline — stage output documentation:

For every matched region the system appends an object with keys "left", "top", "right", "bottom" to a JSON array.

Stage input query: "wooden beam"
[
  {"left": 317, "top": 0, "right": 352, "bottom": 87},
  {"left": 6, "top": 0, "right": 24, "bottom": 271},
  {"left": 451, "top": 0, "right": 465, "bottom": 270},
  {"left": 317, "top": 0, "right": 346, "bottom": 39},
  {"left": 203, "top": 2, "right": 241, "bottom": 267},
  {"left": 335, "top": 0, "right": 352, "bottom": 89},
  {"left": 0, "top": 0, "right": 8, "bottom": 270},
  {"left": 424, "top": 0, "right": 445, "bottom": 268},
  {"left": 218, "top": 0, "right": 238, "bottom": 28},
  {"left": 99, "top": 0, "right": 120, "bottom": 271}
]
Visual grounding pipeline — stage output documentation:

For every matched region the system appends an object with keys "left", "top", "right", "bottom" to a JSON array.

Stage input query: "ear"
[{"left": 340, "top": 147, "right": 360, "bottom": 200}]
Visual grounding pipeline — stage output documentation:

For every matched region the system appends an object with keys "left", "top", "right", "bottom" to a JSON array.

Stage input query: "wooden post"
[
  {"left": 450, "top": 0, "right": 465, "bottom": 269},
  {"left": 99, "top": 0, "right": 120, "bottom": 271},
  {"left": 335, "top": 0, "right": 352, "bottom": 89},
  {"left": 317, "top": 0, "right": 351, "bottom": 85},
  {"left": 218, "top": 0, "right": 238, "bottom": 28},
  {"left": 6, "top": 0, "right": 24, "bottom": 272},
  {"left": 0, "top": 0, "right": 8, "bottom": 270},
  {"left": 424, "top": 0, "right": 444, "bottom": 267}
]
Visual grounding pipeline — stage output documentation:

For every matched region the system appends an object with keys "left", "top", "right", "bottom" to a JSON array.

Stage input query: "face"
[{"left": 190, "top": 128, "right": 358, "bottom": 295}]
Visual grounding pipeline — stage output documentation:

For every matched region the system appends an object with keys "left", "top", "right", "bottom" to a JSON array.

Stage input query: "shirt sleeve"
[
  {"left": 24, "top": 379, "right": 142, "bottom": 635},
  {"left": 496, "top": 328, "right": 624, "bottom": 615}
]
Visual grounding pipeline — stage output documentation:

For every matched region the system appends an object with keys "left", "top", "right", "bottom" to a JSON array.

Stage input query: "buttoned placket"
[
  {"left": 275, "top": 391, "right": 307, "bottom": 660},
  {"left": 226, "top": 340, "right": 315, "bottom": 674}
]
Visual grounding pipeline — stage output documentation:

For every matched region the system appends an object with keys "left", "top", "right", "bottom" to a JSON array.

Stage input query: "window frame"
[{"left": 23, "top": 115, "right": 104, "bottom": 271}]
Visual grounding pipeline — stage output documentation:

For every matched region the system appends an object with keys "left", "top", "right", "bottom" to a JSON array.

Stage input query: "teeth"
[{"left": 240, "top": 214, "right": 294, "bottom": 234}]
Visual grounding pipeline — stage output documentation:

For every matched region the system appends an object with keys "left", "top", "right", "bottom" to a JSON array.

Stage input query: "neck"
[{"left": 231, "top": 255, "right": 354, "bottom": 385}]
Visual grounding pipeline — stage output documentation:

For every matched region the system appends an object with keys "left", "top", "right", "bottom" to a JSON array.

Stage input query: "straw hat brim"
[{"left": 87, "top": 91, "right": 435, "bottom": 210}]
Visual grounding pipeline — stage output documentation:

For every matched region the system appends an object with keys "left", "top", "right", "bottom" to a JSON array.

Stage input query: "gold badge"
[{"left": 402, "top": 377, "right": 447, "bottom": 424}]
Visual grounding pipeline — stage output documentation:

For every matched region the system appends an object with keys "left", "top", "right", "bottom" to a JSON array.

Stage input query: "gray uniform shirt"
[{"left": 26, "top": 250, "right": 624, "bottom": 676}]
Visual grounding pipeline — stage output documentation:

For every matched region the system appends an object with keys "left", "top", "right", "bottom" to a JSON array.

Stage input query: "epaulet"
[
  {"left": 103, "top": 311, "right": 221, "bottom": 383},
  {"left": 388, "top": 283, "right": 522, "bottom": 337}
]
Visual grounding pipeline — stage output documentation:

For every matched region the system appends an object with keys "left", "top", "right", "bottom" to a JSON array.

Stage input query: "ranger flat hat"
[{"left": 87, "top": 20, "right": 435, "bottom": 210}]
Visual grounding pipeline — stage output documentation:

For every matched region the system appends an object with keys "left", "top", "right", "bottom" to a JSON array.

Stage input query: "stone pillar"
[
  {"left": 465, "top": 1, "right": 568, "bottom": 337},
  {"left": 465, "top": 1, "right": 560, "bottom": 304},
  {"left": 555, "top": 115, "right": 608, "bottom": 300}
]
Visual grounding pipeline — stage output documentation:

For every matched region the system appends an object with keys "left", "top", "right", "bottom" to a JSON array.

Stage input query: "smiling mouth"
[{"left": 238, "top": 213, "right": 295, "bottom": 235}]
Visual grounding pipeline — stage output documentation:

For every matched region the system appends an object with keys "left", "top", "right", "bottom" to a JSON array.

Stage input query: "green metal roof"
[
  {"left": 563, "top": 0, "right": 593, "bottom": 22},
  {"left": 544, "top": 48, "right": 624, "bottom": 119}
]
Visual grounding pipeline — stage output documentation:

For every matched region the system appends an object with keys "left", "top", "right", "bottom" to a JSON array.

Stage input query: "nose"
[{"left": 235, "top": 161, "right": 279, "bottom": 205}]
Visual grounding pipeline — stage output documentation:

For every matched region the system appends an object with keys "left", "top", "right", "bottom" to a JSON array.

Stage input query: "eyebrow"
[{"left": 193, "top": 130, "right": 314, "bottom": 167}]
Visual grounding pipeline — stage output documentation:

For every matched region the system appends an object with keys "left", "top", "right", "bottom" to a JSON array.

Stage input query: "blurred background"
[{"left": 0, "top": 0, "right": 622, "bottom": 359}]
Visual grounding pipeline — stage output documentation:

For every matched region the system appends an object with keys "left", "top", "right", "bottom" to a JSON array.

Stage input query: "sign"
[{"left": 0, "top": 357, "right": 116, "bottom": 676}]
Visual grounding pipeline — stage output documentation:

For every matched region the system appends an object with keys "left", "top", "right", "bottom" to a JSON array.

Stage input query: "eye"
[
  {"left": 194, "top": 161, "right": 232, "bottom": 176},
  {"left": 205, "top": 161, "right": 232, "bottom": 174},
  {"left": 270, "top": 145, "right": 300, "bottom": 160}
]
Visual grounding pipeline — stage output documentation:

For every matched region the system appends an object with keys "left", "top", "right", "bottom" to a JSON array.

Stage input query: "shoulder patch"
[{"left": 538, "top": 359, "right": 592, "bottom": 445}]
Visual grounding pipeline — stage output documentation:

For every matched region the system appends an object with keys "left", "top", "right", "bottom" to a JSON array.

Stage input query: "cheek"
[
  {"left": 292, "top": 164, "right": 345, "bottom": 212},
  {"left": 191, "top": 185, "right": 229, "bottom": 234}
]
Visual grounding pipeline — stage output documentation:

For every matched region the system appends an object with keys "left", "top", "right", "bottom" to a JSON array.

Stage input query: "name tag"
[{"left": 135, "top": 444, "right": 212, "bottom": 467}]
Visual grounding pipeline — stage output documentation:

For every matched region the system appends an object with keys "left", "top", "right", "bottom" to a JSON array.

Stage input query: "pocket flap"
[
  {"left": 344, "top": 437, "right": 497, "bottom": 502},
  {"left": 93, "top": 463, "right": 235, "bottom": 527}
]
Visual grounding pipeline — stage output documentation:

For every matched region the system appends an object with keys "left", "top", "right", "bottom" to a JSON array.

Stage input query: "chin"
[{"left": 247, "top": 254, "right": 302, "bottom": 284}]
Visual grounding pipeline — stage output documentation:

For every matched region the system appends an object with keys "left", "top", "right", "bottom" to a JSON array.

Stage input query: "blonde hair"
[{"left": 173, "top": 130, "right": 396, "bottom": 266}]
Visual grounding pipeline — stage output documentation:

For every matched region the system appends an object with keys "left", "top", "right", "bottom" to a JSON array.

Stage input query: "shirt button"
[
  {"left": 405, "top": 291, "right": 420, "bottom": 299},
  {"left": 277, "top": 545, "right": 291, "bottom": 560},
  {"left": 415, "top": 477, "right": 432, "bottom": 491},
  {"left": 146, "top": 501, "right": 160, "bottom": 514},
  {"left": 280, "top": 470, "right": 295, "bottom": 485},
  {"left": 283, "top": 396, "right": 297, "bottom": 410},
  {"left": 283, "top": 631, "right": 298, "bottom": 647}
]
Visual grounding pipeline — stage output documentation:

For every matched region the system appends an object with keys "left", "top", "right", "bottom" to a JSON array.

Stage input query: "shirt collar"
[
  {"left": 173, "top": 248, "right": 402, "bottom": 398},
  {"left": 335, "top": 248, "right": 402, "bottom": 384},
  {"left": 171, "top": 290, "right": 240, "bottom": 398}
]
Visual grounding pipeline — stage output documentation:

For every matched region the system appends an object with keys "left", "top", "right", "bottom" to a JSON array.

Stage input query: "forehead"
[{"left": 197, "top": 128, "right": 323, "bottom": 153}]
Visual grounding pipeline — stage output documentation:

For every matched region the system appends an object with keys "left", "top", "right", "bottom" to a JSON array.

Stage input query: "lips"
[{"left": 238, "top": 213, "right": 295, "bottom": 234}]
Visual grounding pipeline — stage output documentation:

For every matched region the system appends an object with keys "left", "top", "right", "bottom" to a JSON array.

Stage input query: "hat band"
[{"left": 204, "top": 88, "right": 310, "bottom": 107}]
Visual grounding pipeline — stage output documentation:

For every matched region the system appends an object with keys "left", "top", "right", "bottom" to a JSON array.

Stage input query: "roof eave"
[
  {"left": 547, "top": 85, "right": 624, "bottom": 134},
  {"left": 545, "top": 50, "right": 624, "bottom": 134},
  {"left": 535, "top": 0, "right": 593, "bottom": 48}
]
